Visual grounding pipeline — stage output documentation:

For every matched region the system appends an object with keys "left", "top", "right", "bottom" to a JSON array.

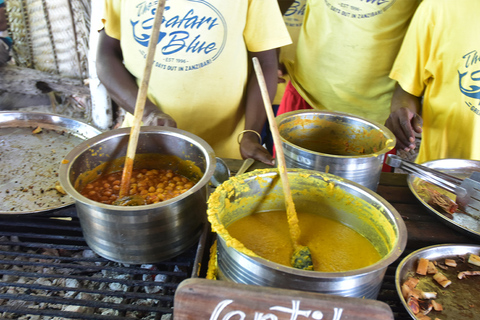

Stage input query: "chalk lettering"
[{"left": 209, "top": 299, "right": 343, "bottom": 320}]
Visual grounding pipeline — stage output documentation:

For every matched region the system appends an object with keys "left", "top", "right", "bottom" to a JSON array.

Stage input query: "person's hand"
[
  {"left": 239, "top": 132, "right": 275, "bottom": 166},
  {"left": 277, "top": 63, "right": 287, "bottom": 84},
  {"left": 143, "top": 110, "right": 177, "bottom": 127},
  {"left": 385, "top": 107, "right": 423, "bottom": 151}
]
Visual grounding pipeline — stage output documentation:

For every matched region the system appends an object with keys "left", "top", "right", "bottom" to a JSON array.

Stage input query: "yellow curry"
[{"left": 226, "top": 210, "right": 382, "bottom": 272}]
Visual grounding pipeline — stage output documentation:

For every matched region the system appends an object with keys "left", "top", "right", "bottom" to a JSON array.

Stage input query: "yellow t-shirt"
[
  {"left": 286, "top": 0, "right": 420, "bottom": 124},
  {"left": 390, "top": 0, "right": 480, "bottom": 163},
  {"left": 103, "top": 0, "right": 291, "bottom": 159},
  {"left": 273, "top": 0, "right": 306, "bottom": 105}
]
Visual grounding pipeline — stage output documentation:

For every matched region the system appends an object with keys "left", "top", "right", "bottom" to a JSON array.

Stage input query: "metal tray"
[
  {"left": 407, "top": 159, "right": 480, "bottom": 240},
  {"left": 396, "top": 244, "right": 480, "bottom": 320},
  {"left": 0, "top": 111, "right": 101, "bottom": 214}
]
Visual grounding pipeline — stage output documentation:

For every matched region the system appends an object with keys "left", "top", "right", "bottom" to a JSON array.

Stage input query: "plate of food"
[
  {"left": 396, "top": 244, "right": 480, "bottom": 320},
  {"left": 0, "top": 111, "right": 101, "bottom": 214},
  {"left": 407, "top": 159, "right": 480, "bottom": 240}
]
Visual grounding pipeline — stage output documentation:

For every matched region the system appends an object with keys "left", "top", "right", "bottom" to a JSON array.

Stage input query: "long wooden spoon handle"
[
  {"left": 119, "top": 0, "right": 166, "bottom": 198},
  {"left": 252, "top": 57, "right": 301, "bottom": 245}
]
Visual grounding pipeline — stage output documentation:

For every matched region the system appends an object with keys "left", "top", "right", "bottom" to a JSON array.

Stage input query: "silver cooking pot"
[
  {"left": 276, "top": 110, "right": 395, "bottom": 191},
  {"left": 208, "top": 168, "right": 407, "bottom": 299},
  {"left": 59, "top": 126, "right": 216, "bottom": 264}
]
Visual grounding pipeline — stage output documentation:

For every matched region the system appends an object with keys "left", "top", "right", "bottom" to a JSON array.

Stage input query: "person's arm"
[
  {"left": 385, "top": 83, "right": 423, "bottom": 151},
  {"left": 240, "top": 49, "right": 278, "bottom": 165},
  {"left": 0, "top": 6, "right": 7, "bottom": 32},
  {"left": 96, "top": 29, "right": 176, "bottom": 127}
]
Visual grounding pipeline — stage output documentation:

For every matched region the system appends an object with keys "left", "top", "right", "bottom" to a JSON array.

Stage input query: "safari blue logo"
[
  {"left": 284, "top": 0, "right": 306, "bottom": 28},
  {"left": 460, "top": 50, "right": 480, "bottom": 115},
  {"left": 130, "top": 0, "right": 226, "bottom": 71},
  {"left": 323, "top": 0, "right": 396, "bottom": 18}
]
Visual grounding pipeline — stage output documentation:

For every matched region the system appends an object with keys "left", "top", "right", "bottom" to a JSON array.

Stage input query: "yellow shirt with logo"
[
  {"left": 390, "top": 0, "right": 480, "bottom": 163},
  {"left": 103, "top": 0, "right": 291, "bottom": 159},
  {"left": 286, "top": 0, "right": 420, "bottom": 124}
]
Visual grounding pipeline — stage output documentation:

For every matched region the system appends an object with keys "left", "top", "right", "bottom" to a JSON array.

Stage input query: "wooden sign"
[{"left": 173, "top": 279, "right": 393, "bottom": 320}]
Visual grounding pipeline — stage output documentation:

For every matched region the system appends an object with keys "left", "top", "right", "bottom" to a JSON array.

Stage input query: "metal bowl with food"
[
  {"left": 59, "top": 126, "right": 216, "bottom": 264},
  {"left": 407, "top": 159, "right": 480, "bottom": 241},
  {"left": 0, "top": 111, "right": 102, "bottom": 214},
  {"left": 396, "top": 244, "right": 480, "bottom": 319},
  {"left": 276, "top": 110, "right": 395, "bottom": 191},
  {"left": 207, "top": 168, "right": 407, "bottom": 299}
]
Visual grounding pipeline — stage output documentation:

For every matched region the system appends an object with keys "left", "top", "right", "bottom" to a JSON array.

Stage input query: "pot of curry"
[
  {"left": 276, "top": 110, "right": 395, "bottom": 191},
  {"left": 207, "top": 168, "right": 407, "bottom": 299},
  {"left": 59, "top": 126, "right": 216, "bottom": 264}
]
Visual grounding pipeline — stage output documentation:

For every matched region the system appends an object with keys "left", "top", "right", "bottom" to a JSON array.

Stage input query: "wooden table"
[{"left": 221, "top": 159, "right": 478, "bottom": 319}]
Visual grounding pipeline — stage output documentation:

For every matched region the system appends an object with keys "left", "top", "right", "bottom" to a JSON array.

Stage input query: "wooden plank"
[
  {"left": 0, "top": 65, "right": 89, "bottom": 96},
  {"left": 379, "top": 172, "right": 408, "bottom": 187},
  {"left": 376, "top": 185, "right": 418, "bottom": 204},
  {"left": 174, "top": 278, "right": 394, "bottom": 320}
]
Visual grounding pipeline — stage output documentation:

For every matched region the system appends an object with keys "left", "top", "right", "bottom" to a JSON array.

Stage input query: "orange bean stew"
[{"left": 80, "top": 168, "right": 195, "bottom": 205}]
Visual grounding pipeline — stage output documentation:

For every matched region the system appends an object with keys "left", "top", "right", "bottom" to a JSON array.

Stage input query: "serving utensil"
[
  {"left": 115, "top": 0, "right": 166, "bottom": 206},
  {"left": 386, "top": 154, "right": 480, "bottom": 216},
  {"left": 252, "top": 57, "right": 313, "bottom": 270}
]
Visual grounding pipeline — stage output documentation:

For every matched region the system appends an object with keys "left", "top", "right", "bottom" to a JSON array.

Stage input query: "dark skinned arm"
[
  {"left": 0, "top": 7, "right": 7, "bottom": 31},
  {"left": 385, "top": 83, "right": 423, "bottom": 151},
  {"left": 240, "top": 49, "right": 278, "bottom": 166},
  {"left": 96, "top": 29, "right": 176, "bottom": 127}
]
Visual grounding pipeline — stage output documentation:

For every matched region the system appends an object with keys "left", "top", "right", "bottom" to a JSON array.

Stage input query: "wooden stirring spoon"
[
  {"left": 252, "top": 57, "right": 313, "bottom": 270},
  {"left": 115, "top": 0, "right": 166, "bottom": 206}
]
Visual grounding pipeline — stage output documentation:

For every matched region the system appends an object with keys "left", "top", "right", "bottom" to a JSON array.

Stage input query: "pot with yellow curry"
[
  {"left": 276, "top": 110, "right": 395, "bottom": 191},
  {"left": 207, "top": 168, "right": 407, "bottom": 299}
]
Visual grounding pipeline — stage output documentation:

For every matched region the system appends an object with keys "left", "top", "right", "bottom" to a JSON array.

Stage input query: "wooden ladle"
[
  {"left": 115, "top": 0, "right": 166, "bottom": 206},
  {"left": 252, "top": 57, "right": 313, "bottom": 270}
]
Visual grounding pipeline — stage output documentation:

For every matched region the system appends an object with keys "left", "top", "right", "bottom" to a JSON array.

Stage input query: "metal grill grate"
[
  {"left": 377, "top": 252, "right": 413, "bottom": 320},
  {"left": 0, "top": 207, "right": 205, "bottom": 320}
]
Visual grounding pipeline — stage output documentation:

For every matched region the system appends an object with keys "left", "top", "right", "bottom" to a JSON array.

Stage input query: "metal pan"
[
  {"left": 396, "top": 244, "right": 480, "bottom": 320},
  {"left": 0, "top": 111, "right": 101, "bottom": 214},
  {"left": 407, "top": 159, "right": 480, "bottom": 240}
]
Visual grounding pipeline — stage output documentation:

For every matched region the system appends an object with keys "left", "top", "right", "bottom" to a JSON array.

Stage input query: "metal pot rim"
[
  {"left": 276, "top": 110, "right": 396, "bottom": 158},
  {"left": 59, "top": 126, "right": 216, "bottom": 211},
  {"left": 211, "top": 168, "right": 407, "bottom": 277}
]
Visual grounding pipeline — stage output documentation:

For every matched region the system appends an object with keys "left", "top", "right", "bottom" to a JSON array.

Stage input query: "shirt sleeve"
[
  {"left": 244, "top": 0, "right": 292, "bottom": 52},
  {"left": 389, "top": 0, "right": 436, "bottom": 97},
  {"left": 102, "top": 0, "right": 122, "bottom": 40}
]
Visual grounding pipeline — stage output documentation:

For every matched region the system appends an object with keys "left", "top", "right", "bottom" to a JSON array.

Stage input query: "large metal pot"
[
  {"left": 276, "top": 110, "right": 395, "bottom": 191},
  {"left": 207, "top": 168, "right": 407, "bottom": 299},
  {"left": 59, "top": 126, "right": 216, "bottom": 264}
]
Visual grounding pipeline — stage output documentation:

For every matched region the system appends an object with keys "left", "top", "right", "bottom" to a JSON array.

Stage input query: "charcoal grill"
[
  {"left": 0, "top": 189, "right": 412, "bottom": 320},
  {"left": 0, "top": 206, "right": 211, "bottom": 320}
]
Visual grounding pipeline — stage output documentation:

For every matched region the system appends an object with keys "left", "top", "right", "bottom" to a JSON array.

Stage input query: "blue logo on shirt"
[
  {"left": 130, "top": 0, "right": 226, "bottom": 71},
  {"left": 460, "top": 50, "right": 480, "bottom": 115},
  {"left": 323, "top": 0, "right": 396, "bottom": 19}
]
